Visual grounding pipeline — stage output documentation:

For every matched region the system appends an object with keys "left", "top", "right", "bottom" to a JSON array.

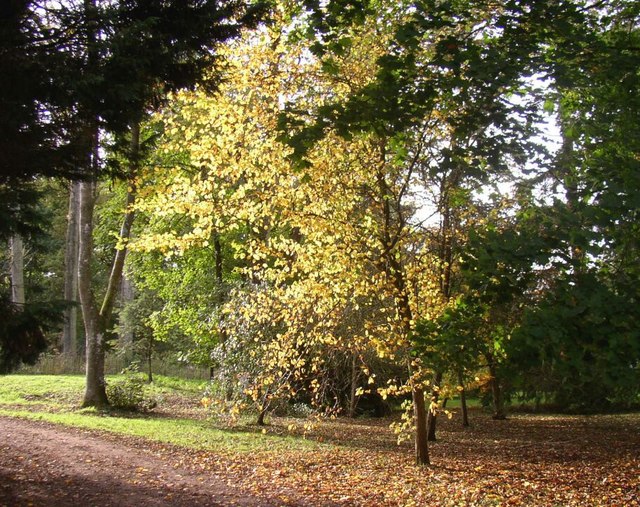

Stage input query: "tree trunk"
[
  {"left": 79, "top": 122, "right": 140, "bottom": 407},
  {"left": 212, "top": 231, "right": 233, "bottom": 399},
  {"left": 78, "top": 0, "right": 108, "bottom": 407},
  {"left": 100, "top": 186, "right": 136, "bottom": 322},
  {"left": 413, "top": 385, "right": 429, "bottom": 465},
  {"left": 427, "top": 371, "right": 443, "bottom": 441},
  {"left": 257, "top": 393, "right": 270, "bottom": 426},
  {"left": 119, "top": 273, "right": 135, "bottom": 347},
  {"left": 62, "top": 181, "right": 80, "bottom": 355},
  {"left": 78, "top": 178, "right": 109, "bottom": 407},
  {"left": 487, "top": 354, "right": 506, "bottom": 420},
  {"left": 348, "top": 352, "right": 359, "bottom": 418},
  {"left": 374, "top": 156, "right": 429, "bottom": 465},
  {"left": 147, "top": 342, "right": 153, "bottom": 383},
  {"left": 9, "top": 235, "right": 25, "bottom": 306},
  {"left": 458, "top": 369, "right": 469, "bottom": 427}
]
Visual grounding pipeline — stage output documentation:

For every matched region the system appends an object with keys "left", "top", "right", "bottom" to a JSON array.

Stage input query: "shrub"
[{"left": 107, "top": 364, "right": 157, "bottom": 412}]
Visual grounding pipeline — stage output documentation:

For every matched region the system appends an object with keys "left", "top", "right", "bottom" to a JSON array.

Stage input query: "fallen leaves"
[
  {"left": 141, "top": 410, "right": 639, "bottom": 506},
  {"left": 6, "top": 392, "right": 638, "bottom": 506}
]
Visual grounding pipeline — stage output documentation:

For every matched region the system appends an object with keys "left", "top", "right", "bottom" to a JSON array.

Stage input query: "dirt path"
[{"left": 0, "top": 417, "right": 276, "bottom": 507}]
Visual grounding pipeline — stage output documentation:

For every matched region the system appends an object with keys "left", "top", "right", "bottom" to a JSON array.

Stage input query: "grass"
[
  {"left": 0, "top": 374, "right": 85, "bottom": 406},
  {"left": 0, "top": 374, "right": 206, "bottom": 401},
  {"left": 0, "top": 408, "right": 318, "bottom": 453},
  {"left": 0, "top": 374, "right": 322, "bottom": 454}
]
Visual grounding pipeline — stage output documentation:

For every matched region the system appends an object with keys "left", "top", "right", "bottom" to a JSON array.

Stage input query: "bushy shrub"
[{"left": 106, "top": 364, "right": 157, "bottom": 412}]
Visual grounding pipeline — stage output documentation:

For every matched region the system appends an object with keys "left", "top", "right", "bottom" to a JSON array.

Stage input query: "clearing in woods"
[{"left": 0, "top": 375, "right": 638, "bottom": 506}]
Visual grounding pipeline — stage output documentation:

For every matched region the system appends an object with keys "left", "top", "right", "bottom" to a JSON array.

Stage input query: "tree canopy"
[{"left": 2, "top": 0, "right": 639, "bottom": 465}]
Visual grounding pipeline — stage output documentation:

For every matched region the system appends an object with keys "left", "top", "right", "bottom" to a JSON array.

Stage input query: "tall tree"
[
  {"left": 279, "top": 0, "right": 557, "bottom": 465},
  {"left": 508, "top": 0, "right": 640, "bottom": 410},
  {"left": 4, "top": 0, "right": 265, "bottom": 405}
]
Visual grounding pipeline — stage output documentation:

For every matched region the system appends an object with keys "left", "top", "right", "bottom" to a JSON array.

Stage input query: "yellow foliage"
[{"left": 131, "top": 13, "right": 473, "bottom": 422}]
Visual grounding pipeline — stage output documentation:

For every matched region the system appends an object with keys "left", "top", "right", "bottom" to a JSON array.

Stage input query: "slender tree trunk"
[
  {"left": 558, "top": 104, "right": 587, "bottom": 276},
  {"left": 212, "top": 231, "right": 233, "bottom": 399},
  {"left": 458, "top": 369, "right": 469, "bottom": 427},
  {"left": 257, "top": 391, "right": 270, "bottom": 426},
  {"left": 427, "top": 371, "right": 443, "bottom": 441},
  {"left": 374, "top": 154, "right": 429, "bottom": 465},
  {"left": 393, "top": 250, "right": 429, "bottom": 464},
  {"left": 348, "top": 352, "right": 359, "bottom": 418},
  {"left": 9, "top": 235, "right": 25, "bottom": 306},
  {"left": 486, "top": 353, "right": 506, "bottom": 420},
  {"left": 119, "top": 273, "right": 135, "bottom": 348},
  {"left": 147, "top": 342, "right": 153, "bottom": 383},
  {"left": 100, "top": 187, "right": 136, "bottom": 321},
  {"left": 214, "top": 232, "right": 223, "bottom": 284},
  {"left": 63, "top": 182, "right": 80, "bottom": 355},
  {"left": 413, "top": 385, "right": 429, "bottom": 465}
]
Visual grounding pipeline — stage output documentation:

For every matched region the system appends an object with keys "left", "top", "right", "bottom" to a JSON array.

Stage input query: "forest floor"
[{"left": 0, "top": 376, "right": 638, "bottom": 506}]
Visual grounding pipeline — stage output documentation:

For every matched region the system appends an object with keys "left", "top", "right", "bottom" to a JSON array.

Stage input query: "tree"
[
  {"left": 458, "top": 0, "right": 640, "bottom": 412},
  {"left": 0, "top": 3, "right": 73, "bottom": 368},
  {"left": 0, "top": 182, "right": 69, "bottom": 372},
  {"left": 26, "top": 0, "right": 266, "bottom": 407},
  {"left": 9, "top": 235, "right": 25, "bottom": 306},
  {"left": 279, "top": 0, "right": 563, "bottom": 464}
]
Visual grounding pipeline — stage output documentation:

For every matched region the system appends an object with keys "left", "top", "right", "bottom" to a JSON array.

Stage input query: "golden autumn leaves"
[{"left": 129, "top": 20, "right": 461, "bottom": 452}]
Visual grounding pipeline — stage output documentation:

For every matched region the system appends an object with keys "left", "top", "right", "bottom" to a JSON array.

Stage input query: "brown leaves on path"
[
  {"left": 1, "top": 409, "right": 638, "bottom": 506},
  {"left": 0, "top": 416, "right": 272, "bottom": 507}
]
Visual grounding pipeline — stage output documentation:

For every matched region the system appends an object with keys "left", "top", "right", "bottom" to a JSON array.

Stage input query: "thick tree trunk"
[
  {"left": 9, "top": 235, "right": 25, "bottom": 306},
  {"left": 62, "top": 182, "right": 80, "bottom": 355},
  {"left": 78, "top": 0, "right": 108, "bottom": 407},
  {"left": 79, "top": 123, "right": 140, "bottom": 407},
  {"left": 78, "top": 178, "right": 109, "bottom": 407},
  {"left": 458, "top": 369, "right": 469, "bottom": 427}
]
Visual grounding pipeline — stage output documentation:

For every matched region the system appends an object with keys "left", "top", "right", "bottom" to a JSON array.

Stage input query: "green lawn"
[{"left": 0, "top": 374, "right": 321, "bottom": 454}]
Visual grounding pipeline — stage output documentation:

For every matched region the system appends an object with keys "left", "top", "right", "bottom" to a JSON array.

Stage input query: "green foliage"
[
  {"left": 106, "top": 364, "right": 157, "bottom": 412},
  {"left": 459, "top": 195, "right": 640, "bottom": 412},
  {"left": 281, "top": 0, "right": 552, "bottom": 169},
  {"left": 511, "top": 273, "right": 640, "bottom": 411},
  {"left": 0, "top": 296, "right": 67, "bottom": 374},
  {"left": 125, "top": 248, "right": 228, "bottom": 366}
]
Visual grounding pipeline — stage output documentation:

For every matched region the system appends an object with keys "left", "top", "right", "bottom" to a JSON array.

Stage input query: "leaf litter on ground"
[
  {"left": 143, "top": 406, "right": 639, "bottom": 506},
  {"left": 2, "top": 376, "right": 638, "bottom": 506}
]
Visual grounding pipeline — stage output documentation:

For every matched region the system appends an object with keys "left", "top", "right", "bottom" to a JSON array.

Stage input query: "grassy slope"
[{"left": 0, "top": 374, "right": 321, "bottom": 454}]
